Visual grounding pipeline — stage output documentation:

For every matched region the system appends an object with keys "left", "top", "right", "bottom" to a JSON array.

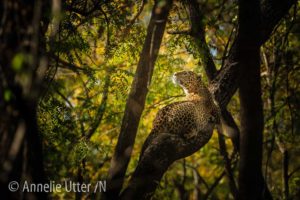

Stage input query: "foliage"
[{"left": 36, "top": 0, "right": 300, "bottom": 199}]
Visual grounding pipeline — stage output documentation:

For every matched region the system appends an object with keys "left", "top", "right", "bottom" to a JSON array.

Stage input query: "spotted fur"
[{"left": 147, "top": 71, "right": 220, "bottom": 147}]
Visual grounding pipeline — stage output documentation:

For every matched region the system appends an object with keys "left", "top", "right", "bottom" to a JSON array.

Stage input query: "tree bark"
[
  {"left": 236, "top": 0, "right": 264, "bottom": 198},
  {"left": 104, "top": 0, "right": 173, "bottom": 199},
  {"left": 120, "top": 131, "right": 211, "bottom": 200}
]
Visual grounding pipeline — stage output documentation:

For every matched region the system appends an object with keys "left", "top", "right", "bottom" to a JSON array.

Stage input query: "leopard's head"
[{"left": 172, "top": 71, "right": 202, "bottom": 94}]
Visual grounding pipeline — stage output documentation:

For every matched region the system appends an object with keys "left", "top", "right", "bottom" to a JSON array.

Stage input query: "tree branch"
[
  {"left": 167, "top": 30, "right": 191, "bottom": 35},
  {"left": 105, "top": 1, "right": 173, "bottom": 199}
]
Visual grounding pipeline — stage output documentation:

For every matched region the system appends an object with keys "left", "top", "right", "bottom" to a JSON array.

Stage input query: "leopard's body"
[{"left": 150, "top": 71, "right": 220, "bottom": 143}]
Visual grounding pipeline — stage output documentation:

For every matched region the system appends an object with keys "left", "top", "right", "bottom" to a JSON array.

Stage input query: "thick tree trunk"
[
  {"left": 236, "top": 0, "right": 264, "bottom": 194},
  {"left": 0, "top": 0, "right": 50, "bottom": 199},
  {"left": 238, "top": 47, "right": 265, "bottom": 199},
  {"left": 104, "top": 0, "right": 173, "bottom": 199},
  {"left": 236, "top": 0, "right": 280, "bottom": 199}
]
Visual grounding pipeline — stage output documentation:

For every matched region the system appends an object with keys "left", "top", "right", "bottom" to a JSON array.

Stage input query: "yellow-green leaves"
[{"left": 4, "top": 89, "right": 12, "bottom": 102}]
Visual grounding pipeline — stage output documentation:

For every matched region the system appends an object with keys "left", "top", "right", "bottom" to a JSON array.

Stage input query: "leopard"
[{"left": 141, "top": 70, "right": 220, "bottom": 155}]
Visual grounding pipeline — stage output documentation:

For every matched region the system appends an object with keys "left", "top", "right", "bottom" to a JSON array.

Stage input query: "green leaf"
[
  {"left": 4, "top": 89, "right": 12, "bottom": 102},
  {"left": 11, "top": 53, "right": 25, "bottom": 71}
]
